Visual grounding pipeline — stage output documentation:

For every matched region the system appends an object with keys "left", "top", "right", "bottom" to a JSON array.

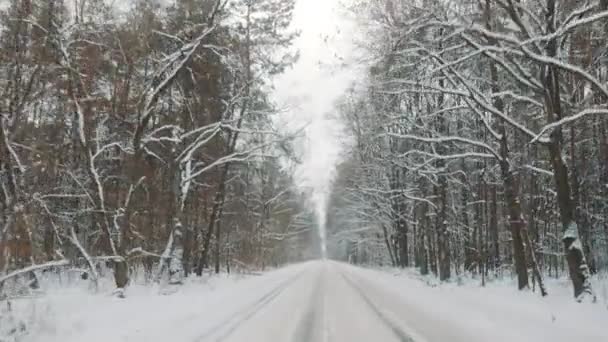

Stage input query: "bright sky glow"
[{"left": 273, "top": 0, "right": 359, "bottom": 255}]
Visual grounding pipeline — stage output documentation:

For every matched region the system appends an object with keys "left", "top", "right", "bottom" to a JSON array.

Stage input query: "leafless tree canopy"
[
  {"left": 328, "top": 0, "right": 607, "bottom": 302},
  {"left": 0, "top": 0, "right": 314, "bottom": 295}
]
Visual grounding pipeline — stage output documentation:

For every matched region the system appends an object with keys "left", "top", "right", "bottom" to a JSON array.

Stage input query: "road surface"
[
  {"left": 30, "top": 260, "right": 608, "bottom": 342},
  {"left": 187, "top": 261, "right": 475, "bottom": 342}
]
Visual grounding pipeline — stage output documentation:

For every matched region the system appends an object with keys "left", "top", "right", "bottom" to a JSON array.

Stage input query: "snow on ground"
[
  {"left": 342, "top": 263, "right": 608, "bottom": 342},
  {"left": 1, "top": 262, "right": 313, "bottom": 342},
  {"left": 3, "top": 261, "right": 608, "bottom": 342}
]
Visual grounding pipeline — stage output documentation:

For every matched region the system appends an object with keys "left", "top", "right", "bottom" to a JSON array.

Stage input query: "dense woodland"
[
  {"left": 0, "top": 0, "right": 317, "bottom": 297},
  {"left": 328, "top": 0, "right": 607, "bottom": 301},
  {"left": 2, "top": 0, "right": 607, "bottom": 305}
]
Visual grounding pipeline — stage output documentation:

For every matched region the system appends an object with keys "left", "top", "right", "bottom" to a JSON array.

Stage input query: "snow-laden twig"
[
  {"left": 418, "top": 45, "right": 544, "bottom": 142},
  {"left": 265, "top": 188, "right": 291, "bottom": 206},
  {"left": 5, "top": 139, "right": 24, "bottom": 174},
  {"left": 68, "top": 225, "right": 99, "bottom": 289},
  {"left": 127, "top": 247, "right": 162, "bottom": 259},
  {"left": 401, "top": 149, "right": 496, "bottom": 161},
  {"left": 463, "top": 24, "right": 608, "bottom": 100},
  {"left": 459, "top": 33, "right": 543, "bottom": 91},
  {"left": 491, "top": 91, "right": 544, "bottom": 109},
  {"left": 387, "top": 133, "right": 502, "bottom": 161},
  {"left": 0, "top": 260, "right": 70, "bottom": 286},
  {"left": 92, "top": 142, "right": 133, "bottom": 162},
  {"left": 92, "top": 255, "right": 125, "bottom": 262},
  {"left": 136, "top": 26, "right": 218, "bottom": 145},
  {"left": 523, "top": 165, "right": 553, "bottom": 177},
  {"left": 63, "top": 169, "right": 96, "bottom": 206},
  {"left": 530, "top": 108, "right": 608, "bottom": 144},
  {"left": 183, "top": 136, "right": 297, "bottom": 184},
  {"left": 176, "top": 123, "right": 223, "bottom": 162}
]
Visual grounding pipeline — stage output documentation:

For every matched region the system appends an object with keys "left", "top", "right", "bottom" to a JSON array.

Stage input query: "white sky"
[
  {"left": 273, "top": 0, "right": 358, "bottom": 202},
  {"left": 272, "top": 0, "right": 360, "bottom": 254}
]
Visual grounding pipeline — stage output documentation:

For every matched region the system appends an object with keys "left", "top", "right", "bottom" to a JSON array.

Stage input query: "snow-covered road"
[
  {"left": 21, "top": 260, "right": 608, "bottom": 342},
  {"left": 187, "top": 261, "right": 608, "bottom": 342},
  {"left": 218, "top": 261, "right": 416, "bottom": 342}
]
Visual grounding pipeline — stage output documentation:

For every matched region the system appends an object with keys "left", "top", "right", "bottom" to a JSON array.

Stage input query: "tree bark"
[{"left": 543, "top": 0, "right": 594, "bottom": 301}]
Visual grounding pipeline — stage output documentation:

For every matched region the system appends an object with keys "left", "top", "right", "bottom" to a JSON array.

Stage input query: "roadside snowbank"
[
  {"left": 1, "top": 263, "right": 311, "bottom": 342},
  {"left": 343, "top": 263, "right": 608, "bottom": 342}
]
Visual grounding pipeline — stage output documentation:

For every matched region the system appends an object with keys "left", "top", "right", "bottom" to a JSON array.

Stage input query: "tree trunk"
[
  {"left": 419, "top": 201, "right": 430, "bottom": 275},
  {"left": 436, "top": 182, "right": 450, "bottom": 281},
  {"left": 486, "top": 0, "right": 528, "bottom": 290},
  {"left": 214, "top": 217, "right": 222, "bottom": 274},
  {"left": 543, "top": 0, "right": 594, "bottom": 300},
  {"left": 549, "top": 139, "right": 594, "bottom": 300},
  {"left": 490, "top": 184, "right": 500, "bottom": 270},
  {"left": 399, "top": 215, "right": 409, "bottom": 267},
  {"left": 197, "top": 170, "right": 227, "bottom": 275},
  {"left": 382, "top": 224, "right": 396, "bottom": 267},
  {"left": 499, "top": 158, "right": 529, "bottom": 290}
]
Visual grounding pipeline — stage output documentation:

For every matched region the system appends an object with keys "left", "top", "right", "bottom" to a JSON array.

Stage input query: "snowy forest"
[
  {"left": 327, "top": 0, "right": 608, "bottom": 302},
  {"left": 0, "top": 0, "right": 317, "bottom": 298},
  {"left": 1, "top": 0, "right": 608, "bottom": 338}
]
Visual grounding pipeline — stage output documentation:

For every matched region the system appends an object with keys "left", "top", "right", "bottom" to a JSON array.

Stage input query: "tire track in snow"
[
  {"left": 194, "top": 271, "right": 305, "bottom": 342},
  {"left": 339, "top": 270, "right": 416, "bottom": 342},
  {"left": 292, "top": 271, "right": 325, "bottom": 342}
]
